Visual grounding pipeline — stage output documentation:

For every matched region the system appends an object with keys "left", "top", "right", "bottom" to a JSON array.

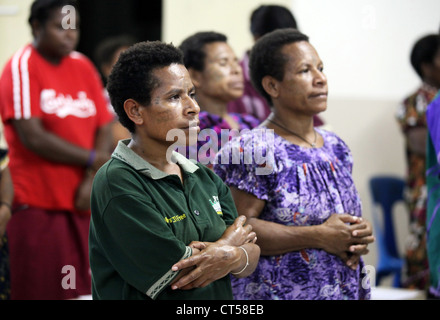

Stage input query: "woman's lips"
[
  {"left": 309, "top": 92, "right": 328, "bottom": 99},
  {"left": 181, "top": 120, "right": 200, "bottom": 132}
]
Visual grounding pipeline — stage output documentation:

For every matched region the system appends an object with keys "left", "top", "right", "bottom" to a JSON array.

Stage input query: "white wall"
[
  {"left": 162, "top": 0, "right": 293, "bottom": 59},
  {"left": 291, "top": 0, "right": 440, "bottom": 271},
  {"left": 292, "top": 0, "right": 440, "bottom": 101},
  {"left": 0, "top": 0, "right": 33, "bottom": 67}
]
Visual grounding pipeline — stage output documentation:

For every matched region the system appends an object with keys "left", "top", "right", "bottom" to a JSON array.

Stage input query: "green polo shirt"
[{"left": 89, "top": 140, "right": 238, "bottom": 300}]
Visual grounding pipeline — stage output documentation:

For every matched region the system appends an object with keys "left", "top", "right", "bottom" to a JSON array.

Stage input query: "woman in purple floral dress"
[
  {"left": 179, "top": 31, "right": 260, "bottom": 167},
  {"left": 213, "top": 29, "right": 374, "bottom": 300}
]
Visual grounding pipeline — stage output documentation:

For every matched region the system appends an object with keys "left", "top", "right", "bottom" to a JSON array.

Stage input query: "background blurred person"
[
  {"left": 227, "top": 4, "right": 325, "bottom": 128},
  {"left": 214, "top": 28, "right": 374, "bottom": 300},
  {"left": 396, "top": 34, "right": 440, "bottom": 290},
  {"left": 425, "top": 27, "right": 440, "bottom": 300},
  {"left": 426, "top": 91, "right": 440, "bottom": 299},
  {"left": 179, "top": 31, "right": 259, "bottom": 167},
  {"left": 94, "top": 35, "right": 137, "bottom": 149},
  {"left": 0, "top": 0, "right": 113, "bottom": 299}
]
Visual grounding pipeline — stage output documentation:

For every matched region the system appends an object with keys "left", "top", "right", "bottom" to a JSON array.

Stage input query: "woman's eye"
[{"left": 218, "top": 59, "right": 228, "bottom": 67}]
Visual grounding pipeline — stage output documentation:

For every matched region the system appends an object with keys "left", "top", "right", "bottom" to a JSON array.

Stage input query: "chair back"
[{"left": 369, "top": 176, "right": 405, "bottom": 259}]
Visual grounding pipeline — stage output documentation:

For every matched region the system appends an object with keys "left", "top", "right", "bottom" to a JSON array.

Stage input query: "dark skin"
[
  {"left": 171, "top": 215, "right": 259, "bottom": 289},
  {"left": 123, "top": 64, "right": 260, "bottom": 290},
  {"left": 406, "top": 55, "right": 440, "bottom": 157},
  {"left": 231, "top": 188, "right": 373, "bottom": 269},
  {"left": 188, "top": 41, "right": 244, "bottom": 131},
  {"left": 0, "top": 167, "right": 14, "bottom": 247},
  {"left": 13, "top": 7, "right": 111, "bottom": 211},
  {"left": 236, "top": 41, "right": 374, "bottom": 270}
]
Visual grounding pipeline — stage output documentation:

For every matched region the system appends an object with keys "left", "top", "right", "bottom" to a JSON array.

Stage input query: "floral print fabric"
[
  {"left": 396, "top": 83, "right": 438, "bottom": 289},
  {"left": 213, "top": 128, "right": 371, "bottom": 300},
  {"left": 186, "top": 111, "right": 260, "bottom": 167}
]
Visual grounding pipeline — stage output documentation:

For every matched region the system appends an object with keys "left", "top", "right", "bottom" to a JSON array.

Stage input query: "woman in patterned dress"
[
  {"left": 396, "top": 34, "right": 440, "bottom": 290},
  {"left": 213, "top": 28, "right": 374, "bottom": 300}
]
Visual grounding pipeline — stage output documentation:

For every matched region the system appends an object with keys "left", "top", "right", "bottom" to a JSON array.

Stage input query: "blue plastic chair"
[{"left": 369, "top": 176, "right": 406, "bottom": 287}]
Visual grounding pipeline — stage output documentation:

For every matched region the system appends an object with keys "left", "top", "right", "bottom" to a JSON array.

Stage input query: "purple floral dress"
[
  {"left": 187, "top": 111, "right": 260, "bottom": 167},
  {"left": 213, "top": 128, "right": 371, "bottom": 300}
]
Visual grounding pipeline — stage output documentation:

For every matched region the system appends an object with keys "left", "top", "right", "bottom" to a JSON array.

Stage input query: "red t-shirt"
[{"left": 0, "top": 44, "right": 113, "bottom": 210}]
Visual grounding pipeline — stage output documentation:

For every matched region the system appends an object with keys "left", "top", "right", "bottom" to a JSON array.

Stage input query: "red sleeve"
[
  {"left": 81, "top": 56, "right": 113, "bottom": 127},
  {"left": 0, "top": 45, "right": 43, "bottom": 122},
  {"left": 0, "top": 59, "right": 14, "bottom": 122}
]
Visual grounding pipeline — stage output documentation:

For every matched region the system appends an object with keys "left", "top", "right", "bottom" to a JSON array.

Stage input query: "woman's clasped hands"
[
  {"left": 171, "top": 215, "right": 257, "bottom": 290},
  {"left": 319, "top": 213, "right": 375, "bottom": 270}
]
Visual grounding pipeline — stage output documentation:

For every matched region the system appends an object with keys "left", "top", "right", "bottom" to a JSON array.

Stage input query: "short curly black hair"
[
  {"left": 250, "top": 5, "right": 298, "bottom": 38},
  {"left": 94, "top": 34, "right": 137, "bottom": 71},
  {"left": 410, "top": 34, "right": 440, "bottom": 80},
  {"left": 28, "top": 0, "right": 77, "bottom": 25},
  {"left": 107, "top": 41, "right": 184, "bottom": 133},
  {"left": 179, "top": 31, "right": 227, "bottom": 71},
  {"left": 249, "top": 28, "right": 309, "bottom": 105}
]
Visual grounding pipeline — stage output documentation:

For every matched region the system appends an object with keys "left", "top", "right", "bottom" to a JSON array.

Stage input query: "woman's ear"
[
  {"left": 31, "top": 20, "right": 42, "bottom": 39},
  {"left": 261, "top": 75, "right": 279, "bottom": 99},
  {"left": 421, "top": 62, "right": 435, "bottom": 84},
  {"left": 123, "top": 99, "right": 144, "bottom": 125}
]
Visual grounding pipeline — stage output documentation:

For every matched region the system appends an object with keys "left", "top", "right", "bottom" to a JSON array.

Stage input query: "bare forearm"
[
  {"left": 248, "top": 217, "right": 323, "bottom": 256},
  {"left": 0, "top": 167, "right": 14, "bottom": 205},
  {"left": 230, "top": 242, "right": 260, "bottom": 278},
  {"left": 93, "top": 123, "right": 113, "bottom": 155},
  {"left": 13, "top": 119, "right": 112, "bottom": 169},
  {"left": 229, "top": 187, "right": 373, "bottom": 261},
  {"left": 27, "top": 131, "right": 90, "bottom": 165},
  {"left": 170, "top": 216, "right": 261, "bottom": 289},
  {"left": 0, "top": 168, "right": 13, "bottom": 241},
  {"left": 13, "top": 119, "right": 90, "bottom": 165}
]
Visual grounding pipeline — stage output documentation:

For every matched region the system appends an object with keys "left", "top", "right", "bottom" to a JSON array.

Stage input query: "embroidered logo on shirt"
[
  {"left": 40, "top": 89, "right": 96, "bottom": 118},
  {"left": 164, "top": 213, "right": 187, "bottom": 224},
  {"left": 209, "top": 196, "right": 222, "bottom": 215}
]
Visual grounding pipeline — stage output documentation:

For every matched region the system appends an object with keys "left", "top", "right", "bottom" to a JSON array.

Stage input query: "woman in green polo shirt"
[{"left": 89, "top": 41, "right": 260, "bottom": 300}]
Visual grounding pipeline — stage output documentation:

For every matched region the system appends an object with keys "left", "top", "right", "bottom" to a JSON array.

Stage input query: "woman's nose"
[
  {"left": 185, "top": 95, "right": 200, "bottom": 115},
  {"left": 231, "top": 60, "right": 242, "bottom": 75},
  {"left": 314, "top": 69, "right": 327, "bottom": 86}
]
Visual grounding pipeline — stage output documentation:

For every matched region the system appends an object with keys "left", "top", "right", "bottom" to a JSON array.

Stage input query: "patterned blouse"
[
  {"left": 396, "top": 83, "right": 438, "bottom": 289},
  {"left": 213, "top": 128, "right": 371, "bottom": 300},
  {"left": 186, "top": 111, "right": 260, "bottom": 167}
]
